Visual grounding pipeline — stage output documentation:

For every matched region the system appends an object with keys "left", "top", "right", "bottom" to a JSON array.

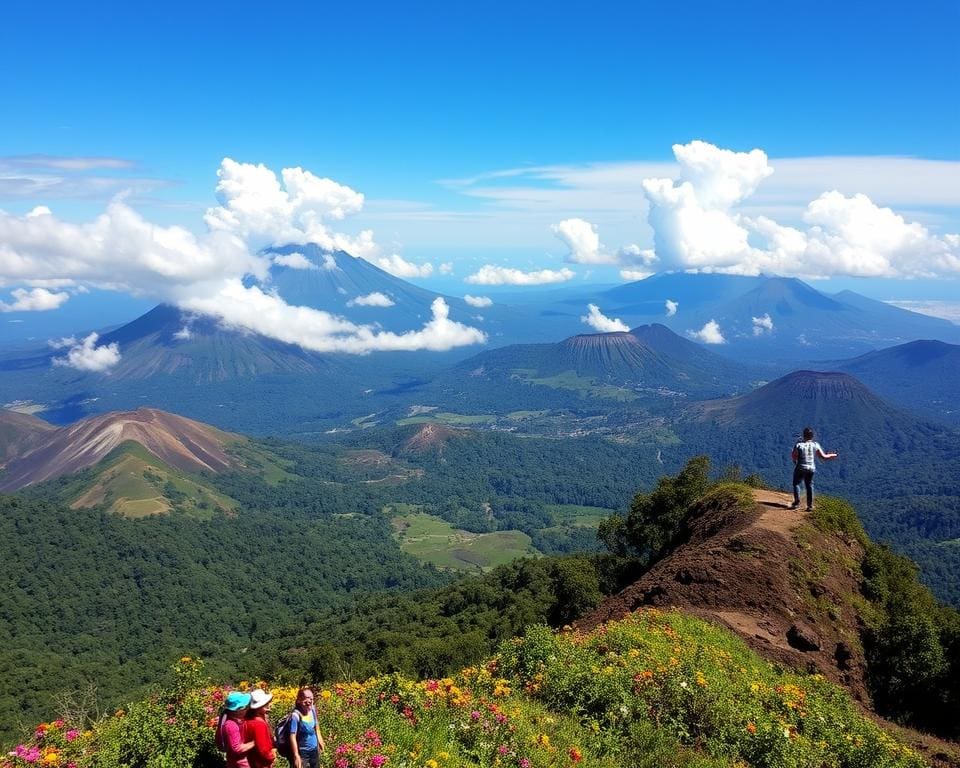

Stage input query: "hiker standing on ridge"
[{"left": 790, "top": 427, "right": 838, "bottom": 512}]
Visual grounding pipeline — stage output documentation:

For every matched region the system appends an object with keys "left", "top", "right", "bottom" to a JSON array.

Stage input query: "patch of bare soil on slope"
[
  {"left": 577, "top": 488, "right": 960, "bottom": 765},
  {"left": 579, "top": 488, "right": 869, "bottom": 699}
]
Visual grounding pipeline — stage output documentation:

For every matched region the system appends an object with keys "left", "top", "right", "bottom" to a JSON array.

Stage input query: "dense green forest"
[
  {"left": 0, "top": 427, "right": 665, "bottom": 740},
  {"left": 0, "top": 495, "right": 447, "bottom": 740},
  {"left": 3, "top": 415, "right": 959, "bottom": 742}
]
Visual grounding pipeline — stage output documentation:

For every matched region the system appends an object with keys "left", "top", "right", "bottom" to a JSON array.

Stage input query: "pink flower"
[
  {"left": 470, "top": 710, "right": 481, "bottom": 721},
  {"left": 370, "top": 756, "right": 387, "bottom": 768},
  {"left": 520, "top": 759, "right": 531, "bottom": 768},
  {"left": 334, "top": 760, "right": 348, "bottom": 768},
  {"left": 65, "top": 730, "right": 79, "bottom": 742}
]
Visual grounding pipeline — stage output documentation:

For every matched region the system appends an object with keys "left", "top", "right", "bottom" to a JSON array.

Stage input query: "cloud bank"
[
  {"left": 465, "top": 265, "right": 575, "bottom": 285},
  {"left": 0, "top": 159, "right": 482, "bottom": 355},
  {"left": 641, "top": 141, "right": 960, "bottom": 278},
  {"left": 665, "top": 299, "right": 678, "bottom": 316},
  {"left": 581, "top": 304, "right": 630, "bottom": 333},
  {"left": 180, "top": 287, "right": 485, "bottom": 354}
]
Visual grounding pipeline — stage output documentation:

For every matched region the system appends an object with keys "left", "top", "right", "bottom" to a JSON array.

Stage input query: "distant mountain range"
[
  {"left": 552, "top": 273, "right": 960, "bottom": 362},
  {"left": 0, "top": 249, "right": 958, "bottom": 433},
  {"left": 827, "top": 340, "right": 960, "bottom": 425},
  {"left": 447, "top": 323, "right": 758, "bottom": 405}
]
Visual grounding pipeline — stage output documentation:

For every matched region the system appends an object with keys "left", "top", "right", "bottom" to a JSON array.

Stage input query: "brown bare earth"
[
  {"left": 0, "top": 408, "right": 57, "bottom": 466},
  {"left": 577, "top": 488, "right": 960, "bottom": 766},
  {"left": 0, "top": 407, "right": 238, "bottom": 491},
  {"left": 402, "top": 423, "right": 468, "bottom": 454},
  {"left": 579, "top": 488, "right": 873, "bottom": 698}
]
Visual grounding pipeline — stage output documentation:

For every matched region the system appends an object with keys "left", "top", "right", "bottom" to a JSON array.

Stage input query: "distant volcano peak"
[
  {"left": 770, "top": 371, "right": 872, "bottom": 401},
  {"left": 560, "top": 332, "right": 643, "bottom": 351}
]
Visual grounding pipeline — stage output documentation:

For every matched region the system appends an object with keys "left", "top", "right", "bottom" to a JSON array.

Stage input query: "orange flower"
[
  {"left": 746, "top": 722, "right": 757, "bottom": 734},
  {"left": 569, "top": 746, "right": 583, "bottom": 762}
]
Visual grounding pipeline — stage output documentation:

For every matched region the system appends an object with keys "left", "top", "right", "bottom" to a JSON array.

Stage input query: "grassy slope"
[
  {"left": 4, "top": 611, "right": 937, "bottom": 768},
  {"left": 61, "top": 441, "right": 237, "bottom": 518}
]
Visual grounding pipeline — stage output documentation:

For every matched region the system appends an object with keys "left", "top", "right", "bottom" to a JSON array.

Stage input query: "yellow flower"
[
  {"left": 321, "top": 690, "right": 332, "bottom": 700},
  {"left": 425, "top": 761, "right": 439, "bottom": 768},
  {"left": 179, "top": 656, "right": 192, "bottom": 663}
]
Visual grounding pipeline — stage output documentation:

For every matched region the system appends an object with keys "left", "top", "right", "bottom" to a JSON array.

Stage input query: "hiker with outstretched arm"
[
  {"left": 289, "top": 687, "right": 326, "bottom": 768},
  {"left": 790, "top": 427, "right": 837, "bottom": 512}
]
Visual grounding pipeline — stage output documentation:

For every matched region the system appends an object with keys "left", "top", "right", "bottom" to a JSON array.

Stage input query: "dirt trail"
[
  {"left": 579, "top": 485, "right": 870, "bottom": 696},
  {"left": 577, "top": 487, "right": 960, "bottom": 766},
  {"left": 751, "top": 488, "right": 805, "bottom": 536}
]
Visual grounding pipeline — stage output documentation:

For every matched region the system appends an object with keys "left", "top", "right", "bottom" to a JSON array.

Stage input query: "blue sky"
[{"left": 1, "top": 0, "right": 958, "bottom": 344}]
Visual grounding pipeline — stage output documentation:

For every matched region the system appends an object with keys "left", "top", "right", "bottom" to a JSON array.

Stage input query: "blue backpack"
[{"left": 273, "top": 710, "right": 296, "bottom": 760}]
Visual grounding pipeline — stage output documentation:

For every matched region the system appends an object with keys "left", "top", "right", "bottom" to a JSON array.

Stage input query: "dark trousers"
[
  {"left": 793, "top": 467, "right": 814, "bottom": 508},
  {"left": 297, "top": 749, "right": 319, "bottom": 768}
]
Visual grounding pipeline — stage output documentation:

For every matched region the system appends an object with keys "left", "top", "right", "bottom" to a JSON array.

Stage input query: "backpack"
[
  {"left": 273, "top": 710, "right": 296, "bottom": 760},
  {"left": 214, "top": 711, "right": 228, "bottom": 752}
]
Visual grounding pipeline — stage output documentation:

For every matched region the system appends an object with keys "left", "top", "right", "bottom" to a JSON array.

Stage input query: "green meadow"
[{"left": 391, "top": 510, "right": 538, "bottom": 571}]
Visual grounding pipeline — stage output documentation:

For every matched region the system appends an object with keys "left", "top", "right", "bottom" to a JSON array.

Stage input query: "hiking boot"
[
  {"left": 805, "top": 506, "right": 814, "bottom": 512},
  {"left": 789, "top": 501, "right": 800, "bottom": 510}
]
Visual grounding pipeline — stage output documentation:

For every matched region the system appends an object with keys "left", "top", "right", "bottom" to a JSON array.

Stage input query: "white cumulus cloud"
[
  {"left": 665, "top": 299, "right": 678, "bottom": 316},
  {"left": 179, "top": 285, "right": 485, "bottom": 354},
  {"left": 553, "top": 217, "right": 616, "bottom": 265},
  {"left": 348, "top": 292, "right": 395, "bottom": 307},
  {"left": 464, "top": 294, "right": 493, "bottom": 308},
  {"left": 0, "top": 199, "right": 261, "bottom": 295},
  {"left": 640, "top": 140, "right": 960, "bottom": 278},
  {"left": 0, "top": 161, "right": 486, "bottom": 355},
  {"left": 465, "top": 265, "right": 576, "bottom": 285},
  {"left": 204, "top": 158, "right": 364, "bottom": 246},
  {"left": 0, "top": 287, "right": 70, "bottom": 312},
  {"left": 51, "top": 332, "right": 121, "bottom": 372},
  {"left": 752, "top": 313, "right": 774, "bottom": 335},
  {"left": 272, "top": 252, "right": 316, "bottom": 270},
  {"left": 372, "top": 253, "right": 433, "bottom": 278},
  {"left": 439, "top": 262, "right": 453, "bottom": 275},
  {"left": 581, "top": 304, "right": 630, "bottom": 333},
  {"left": 688, "top": 320, "right": 725, "bottom": 344}
]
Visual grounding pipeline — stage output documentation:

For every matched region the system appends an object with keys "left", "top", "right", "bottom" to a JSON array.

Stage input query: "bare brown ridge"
[{"left": 0, "top": 407, "right": 238, "bottom": 491}]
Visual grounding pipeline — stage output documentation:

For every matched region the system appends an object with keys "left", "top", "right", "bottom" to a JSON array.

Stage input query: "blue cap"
[{"left": 224, "top": 691, "right": 252, "bottom": 711}]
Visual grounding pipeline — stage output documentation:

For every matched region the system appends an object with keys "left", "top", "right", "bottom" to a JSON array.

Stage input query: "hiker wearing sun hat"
[
  {"left": 216, "top": 691, "right": 256, "bottom": 768},
  {"left": 245, "top": 689, "right": 276, "bottom": 768}
]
